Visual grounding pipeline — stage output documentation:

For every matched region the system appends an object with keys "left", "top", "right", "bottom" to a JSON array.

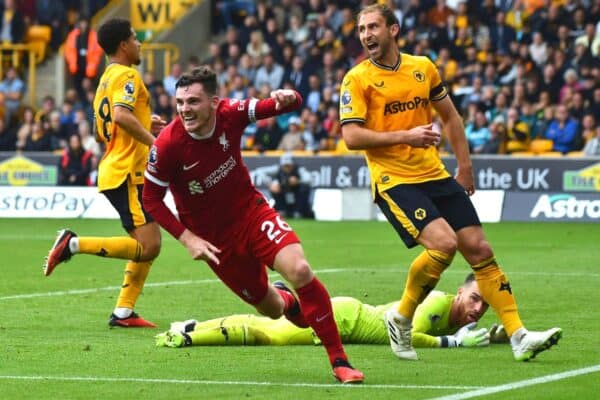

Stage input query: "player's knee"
[
  {"left": 287, "top": 259, "right": 314, "bottom": 288},
  {"left": 429, "top": 233, "right": 457, "bottom": 255},
  {"left": 471, "top": 240, "right": 494, "bottom": 263},
  {"left": 139, "top": 239, "right": 161, "bottom": 261}
]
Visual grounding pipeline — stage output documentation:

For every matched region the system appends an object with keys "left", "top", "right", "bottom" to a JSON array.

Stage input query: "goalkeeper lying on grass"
[{"left": 156, "top": 273, "right": 510, "bottom": 349}]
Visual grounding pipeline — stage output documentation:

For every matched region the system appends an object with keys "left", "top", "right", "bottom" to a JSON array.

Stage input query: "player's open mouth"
[{"left": 366, "top": 42, "right": 379, "bottom": 51}]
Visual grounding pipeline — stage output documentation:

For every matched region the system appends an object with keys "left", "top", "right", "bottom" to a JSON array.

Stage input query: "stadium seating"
[{"left": 529, "top": 139, "right": 554, "bottom": 154}]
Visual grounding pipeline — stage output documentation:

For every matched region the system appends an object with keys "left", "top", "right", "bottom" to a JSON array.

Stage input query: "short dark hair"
[
  {"left": 463, "top": 273, "right": 476, "bottom": 286},
  {"left": 98, "top": 18, "right": 133, "bottom": 55},
  {"left": 175, "top": 65, "right": 218, "bottom": 95}
]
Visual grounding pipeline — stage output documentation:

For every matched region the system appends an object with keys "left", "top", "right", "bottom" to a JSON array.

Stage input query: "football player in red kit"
[{"left": 142, "top": 66, "right": 364, "bottom": 384}]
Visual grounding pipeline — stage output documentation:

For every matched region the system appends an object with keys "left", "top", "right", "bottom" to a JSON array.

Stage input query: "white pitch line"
[
  {"left": 0, "top": 375, "right": 482, "bottom": 390},
  {"left": 2, "top": 267, "right": 599, "bottom": 301},
  {"left": 0, "top": 269, "right": 343, "bottom": 301},
  {"left": 426, "top": 364, "right": 600, "bottom": 400}
]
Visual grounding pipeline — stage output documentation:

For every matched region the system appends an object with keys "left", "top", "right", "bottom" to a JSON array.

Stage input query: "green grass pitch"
[{"left": 0, "top": 218, "right": 599, "bottom": 399}]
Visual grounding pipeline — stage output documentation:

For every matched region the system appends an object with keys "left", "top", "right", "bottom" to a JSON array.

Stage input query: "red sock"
[
  {"left": 275, "top": 287, "right": 309, "bottom": 327},
  {"left": 296, "top": 277, "right": 347, "bottom": 365}
]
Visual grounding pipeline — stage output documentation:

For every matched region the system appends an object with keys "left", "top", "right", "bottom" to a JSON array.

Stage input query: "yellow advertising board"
[
  {"left": 131, "top": 0, "right": 199, "bottom": 31},
  {"left": 0, "top": 155, "right": 57, "bottom": 186}
]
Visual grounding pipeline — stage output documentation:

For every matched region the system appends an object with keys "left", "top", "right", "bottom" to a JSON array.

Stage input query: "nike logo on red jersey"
[{"left": 183, "top": 161, "right": 200, "bottom": 171}]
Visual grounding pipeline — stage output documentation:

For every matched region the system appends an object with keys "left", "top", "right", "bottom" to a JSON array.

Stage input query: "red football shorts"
[{"left": 206, "top": 202, "right": 300, "bottom": 305}]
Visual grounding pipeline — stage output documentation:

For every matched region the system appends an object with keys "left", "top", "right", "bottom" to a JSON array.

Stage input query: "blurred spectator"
[
  {"left": 35, "top": 0, "right": 66, "bottom": 51},
  {"left": 580, "top": 113, "right": 596, "bottom": 146},
  {"left": 77, "top": 119, "right": 101, "bottom": 160},
  {"left": 285, "top": 14, "right": 309, "bottom": 45},
  {"left": 582, "top": 126, "right": 600, "bottom": 157},
  {"left": 485, "top": 92, "right": 509, "bottom": 125},
  {"left": 24, "top": 120, "right": 54, "bottom": 151},
  {"left": 528, "top": 31, "right": 549, "bottom": 67},
  {"left": 277, "top": 115, "right": 304, "bottom": 151},
  {"left": 435, "top": 47, "right": 458, "bottom": 82},
  {"left": 0, "top": 66, "right": 24, "bottom": 124},
  {"left": 543, "top": 104, "right": 579, "bottom": 154},
  {"left": 15, "top": 105, "right": 34, "bottom": 150},
  {"left": 237, "top": 53, "right": 256, "bottom": 83},
  {"left": 559, "top": 68, "right": 584, "bottom": 104},
  {"left": 540, "top": 64, "right": 562, "bottom": 104},
  {"left": 253, "top": 116, "right": 282, "bottom": 152},
  {"left": 481, "top": 118, "right": 505, "bottom": 154},
  {"left": 489, "top": 11, "right": 516, "bottom": 54},
  {"left": 228, "top": 74, "right": 247, "bottom": 100},
  {"left": 254, "top": 53, "right": 284, "bottom": 91},
  {"left": 163, "top": 62, "right": 182, "bottom": 97},
  {"left": 34, "top": 94, "right": 56, "bottom": 124},
  {"left": 283, "top": 55, "right": 310, "bottom": 100},
  {"left": 216, "top": 0, "right": 256, "bottom": 32},
  {"left": 64, "top": 17, "right": 103, "bottom": 101},
  {"left": 0, "top": 116, "right": 16, "bottom": 150},
  {"left": 305, "top": 74, "right": 321, "bottom": 113},
  {"left": 303, "top": 110, "right": 327, "bottom": 152},
  {"left": 574, "top": 23, "right": 600, "bottom": 57},
  {"left": 47, "top": 109, "right": 70, "bottom": 149},
  {"left": 58, "top": 133, "right": 94, "bottom": 185},
  {"left": 0, "top": 0, "right": 25, "bottom": 44},
  {"left": 505, "top": 107, "right": 531, "bottom": 153},
  {"left": 320, "top": 105, "right": 340, "bottom": 150},
  {"left": 246, "top": 29, "right": 270, "bottom": 59},
  {"left": 269, "top": 153, "right": 313, "bottom": 219},
  {"left": 465, "top": 110, "right": 492, "bottom": 154}
]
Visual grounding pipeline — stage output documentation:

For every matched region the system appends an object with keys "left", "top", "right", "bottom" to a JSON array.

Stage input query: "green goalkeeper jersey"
[{"left": 315, "top": 292, "right": 457, "bottom": 347}]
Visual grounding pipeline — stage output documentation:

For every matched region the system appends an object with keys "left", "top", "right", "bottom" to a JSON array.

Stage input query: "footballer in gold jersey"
[
  {"left": 340, "top": 4, "right": 561, "bottom": 362},
  {"left": 44, "top": 18, "right": 166, "bottom": 328}
]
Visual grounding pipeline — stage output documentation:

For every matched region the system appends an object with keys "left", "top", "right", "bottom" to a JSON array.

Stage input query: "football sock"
[
  {"left": 296, "top": 277, "right": 347, "bottom": 365},
  {"left": 78, "top": 236, "right": 143, "bottom": 261},
  {"left": 115, "top": 260, "right": 152, "bottom": 310},
  {"left": 471, "top": 257, "right": 523, "bottom": 337},
  {"left": 276, "top": 286, "right": 309, "bottom": 327},
  {"left": 397, "top": 249, "right": 452, "bottom": 319},
  {"left": 113, "top": 307, "right": 133, "bottom": 319}
]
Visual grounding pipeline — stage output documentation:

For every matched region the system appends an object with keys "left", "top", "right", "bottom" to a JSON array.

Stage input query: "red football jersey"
[{"left": 143, "top": 94, "right": 301, "bottom": 243}]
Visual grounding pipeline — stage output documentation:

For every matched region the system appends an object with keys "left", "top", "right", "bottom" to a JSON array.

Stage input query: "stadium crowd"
[{"left": 0, "top": 0, "right": 598, "bottom": 186}]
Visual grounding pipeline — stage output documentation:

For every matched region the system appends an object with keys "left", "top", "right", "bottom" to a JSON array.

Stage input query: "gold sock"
[
  {"left": 397, "top": 250, "right": 453, "bottom": 318},
  {"left": 116, "top": 261, "right": 152, "bottom": 309},
  {"left": 78, "top": 237, "right": 143, "bottom": 261},
  {"left": 472, "top": 257, "right": 523, "bottom": 336}
]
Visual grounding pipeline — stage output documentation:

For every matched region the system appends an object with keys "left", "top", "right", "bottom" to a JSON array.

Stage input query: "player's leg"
[
  {"left": 456, "top": 225, "right": 562, "bottom": 361},
  {"left": 270, "top": 244, "right": 362, "bottom": 383},
  {"left": 107, "top": 183, "right": 160, "bottom": 327},
  {"left": 249, "top": 204, "right": 363, "bottom": 383},
  {"left": 157, "top": 315, "right": 264, "bottom": 347},
  {"left": 43, "top": 181, "right": 160, "bottom": 276},
  {"left": 440, "top": 188, "right": 562, "bottom": 361},
  {"left": 376, "top": 184, "right": 455, "bottom": 360}
]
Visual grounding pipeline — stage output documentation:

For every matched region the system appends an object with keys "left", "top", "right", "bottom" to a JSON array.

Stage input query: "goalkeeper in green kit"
[{"left": 156, "top": 273, "right": 511, "bottom": 349}]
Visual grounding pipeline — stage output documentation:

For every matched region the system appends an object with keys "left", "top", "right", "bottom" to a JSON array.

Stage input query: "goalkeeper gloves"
[
  {"left": 488, "top": 323, "right": 510, "bottom": 343},
  {"left": 441, "top": 322, "right": 490, "bottom": 347}
]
